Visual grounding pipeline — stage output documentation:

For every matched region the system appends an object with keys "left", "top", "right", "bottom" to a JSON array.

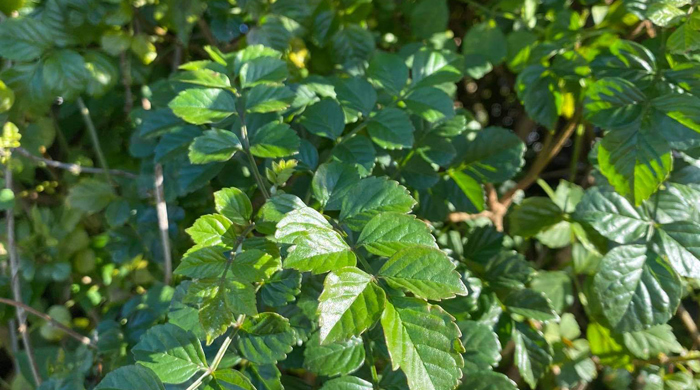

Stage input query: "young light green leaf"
[
  {"left": 299, "top": 98, "right": 346, "bottom": 139},
  {"left": 189, "top": 129, "right": 242, "bottom": 164},
  {"left": 169, "top": 88, "right": 237, "bottom": 125},
  {"left": 339, "top": 177, "right": 416, "bottom": 231},
  {"left": 95, "top": 365, "right": 165, "bottom": 390},
  {"left": 275, "top": 207, "right": 356, "bottom": 274},
  {"left": 234, "top": 313, "right": 296, "bottom": 364},
  {"left": 366, "top": 108, "right": 415, "bottom": 150},
  {"left": 229, "top": 249, "right": 281, "bottom": 284},
  {"left": 255, "top": 193, "right": 306, "bottom": 235},
  {"left": 378, "top": 246, "right": 467, "bottom": 300},
  {"left": 240, "top": 57, "right": 288, "bottom": 88},
  {"left": 317, "top": 266, "right": 385, "bottom": 344},
  {"left": 186, "top": 214, "right": 237, "bottom": 249},
  {"left": 303, "top": 333, "right": 365, "bottom": 377},
  {"left": 381, "top": 297, "right": 464, "bottom": 390},
  {"left": 133, "top": 324, "right": 208, "bottom": 384},
  {"left": 356, "top": 212, "right": 437, "bottom": 257},
  {"left": 245, "top": 85, "right": 296, "bottom": 113},
  {"left": 593, "top": 245, "right": 681, "bottom": 333},
  {"left": 214, "top": 187, "right": 253, "bottom": 226},
  {"left": 249, "top": 122, "right": 300, "bottom": 158}
]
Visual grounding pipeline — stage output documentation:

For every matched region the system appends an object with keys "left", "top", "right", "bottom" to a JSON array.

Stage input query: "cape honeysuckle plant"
[{"left": 2, "top": 0, "right": 700, "bottom": 389}]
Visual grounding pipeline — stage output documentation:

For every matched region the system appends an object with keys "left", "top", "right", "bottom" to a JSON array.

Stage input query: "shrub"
[{"left": 1, "top": 1, "right": 700, "bottom": 389}]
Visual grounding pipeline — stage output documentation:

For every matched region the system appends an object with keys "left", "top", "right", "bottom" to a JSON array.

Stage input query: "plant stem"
[
  {"left": 0, "top": 298, "right": 96, "bottom": 348},
  {"left": 337, "top": 121, "right": 367, "bottom": 145},
  {"left": 154, "top": 163, "right": 173, "bottom": 285},
  {"left": 362, "top": 333, "right": 380, "bottom": 389},
  {"left": 356, "top": 253, "right": 373, "bottom": 273},
  {"left": 569, "top": 124, "right": 584, "bottom": 181},
  {"left": 240, "top": 121, "right": 270, "bottom": 199},
  {"left": 76, "top": 97, "right": 114, "bottom": 185},
  {"left": 5, "top": 162, "right": 42, "bottom": 386},
  {"left": 13, "top": 147, "right": 137, "bottom": 178}
]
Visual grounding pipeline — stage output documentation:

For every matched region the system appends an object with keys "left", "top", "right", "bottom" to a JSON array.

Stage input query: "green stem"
[
  {"left": 337, "top": 121, "right": 367, "bottom": 145},
  {"left": 76, "top": 97, "right": 114, "bottom": 185},
  {"left": 569, "top": 124, "right": 584, "bottom": 182},
  {"left": 356, "top": 252, "right": 373, "bottom": 273},
  {"left": 362, "top": 333, "right": 380, "bottom": 389},
  {"left": 238, "top": 110, "right": 270, "bottom": 199}
]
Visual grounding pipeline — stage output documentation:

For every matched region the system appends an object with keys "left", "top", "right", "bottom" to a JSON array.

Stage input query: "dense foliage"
[{"left": 1, "top": 0, "right": 700, "bottom": 389}]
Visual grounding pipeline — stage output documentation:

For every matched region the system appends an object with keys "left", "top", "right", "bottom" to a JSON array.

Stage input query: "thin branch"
[
  {"left": 13, "top": 147, "right": 137, "bottom": 178},
  {"left": 76, "top": 97, "right": 115, "bottom": 185},
  {"left": 677, "top": 304, "right": 700, "bottom": 348},
  {"left": 501, "top": 114, "right": 581, "bottom": 207},
  {"left": 197, "top": 19, "right": 219, "bottom": 48},
  {"left": 0, "top": 298, "right": 96, "bottom": 348},
  {"left": 154, "top": 163, "right": 173, "bottom": 285},
  {"left": 5, "top": 162, "right": 42, "bottom": 386}
]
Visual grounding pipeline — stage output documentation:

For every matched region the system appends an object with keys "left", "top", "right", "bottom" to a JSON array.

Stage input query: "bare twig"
[
  {"left": 76, "top": 97, "right": 115, "bottom": 185},
  {"left": 0, "top": 298, "right": 96, "bottom": 348},
  {"left": 154, "top": 163, "right": 172, "bottom": 285},
  {"left": 13, "top": 147, "right": 137, "bottom": 178},
  {"left": 5, "top": 163, "right": 42, "bottom": 386}
]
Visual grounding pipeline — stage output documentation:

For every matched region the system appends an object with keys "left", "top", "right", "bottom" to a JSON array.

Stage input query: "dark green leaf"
[
  {"left": 249, "top": 122, "right": 300, "bottom": 158},
  {"left": 189, "top": 129, "right": 242, "bottom": 164}
]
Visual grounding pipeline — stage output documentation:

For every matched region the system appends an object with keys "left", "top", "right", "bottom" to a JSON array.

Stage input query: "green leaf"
[
  {"left": 249, "top": 122, "right": 300, "bottom": 158},
  {"left": 245, "top": 85, "right": 296, "bottom": 113},
  {"left": 591, "top": 40, "right": 656, "bottom": 87},
  {"left": 319, "top": 376, "right": 373, "bottom": 390},
  {"left": 312, "top": 162, "right": 361, "bottom": 211},
  {"left": 0, "top": 18, "right": 52, "bottom": 61},
  {"left": 242, "top": 364, "right": 283, "bottom": 390},
  {"left": 229, "top": 249, "right": 281, "bottom": 284},
  {"left": 460, "top": 321, "right": 501, "bottom": 371},
  {"left": 448, "top": 171, "right": 485, "bottom": 212},
  {"left": 513, "top": 322, "right": 553, "bottom": 389},
  {"left": 240, "top": 57, "right": 288, "bottom": 88},
  {"left": 668, "top": 21, "right": 700, "bottom": 54},
  {"left": 366, "top": 108, "right": 415, "bottom": 150},
  {"left": 574, "top": 187, "right": 651, "bottom": 244},
  {"left": 174, "top": 69, "right": 231, "bottom": 89},
  {"left": 84, "top": 51, "right": 118, "bottom": 97},
  {"left": 622, "top": 324, "right": 683, "bottom": 360},
  {"left": 207, "top": 369, "right": 256, "bottom": 390},
  {"left": 404, "top": 87, "right": 455, "bottom": 123},
  {"left": 67, "top": 179, "right": 115, "bottom": 214},
  {"left": 530, "top": 271, "right": 574, "bottom": 314},
  {"left": 356, "top": 212, "right": 437, "bottom": 257},
  {"left": 457, "top": 127, "right": 525, "bottom": 183},
  {"left": 462, "top": 21, "right": 507, "bottom": 66},
  {"left": 189, "top": 129, "right": 242, "bottom": 164},
  {"left": 411, "top": 48, "right": 463, "bottom": 88},
  {"left": 593, "top": 245, "right": 681, "bottom": 332},
  {"left": 175, "top": 246, "right": 227, "bottom": 278},
  {"left": 317, "top": 266, "right": 385, "bottom": 344},
  {"left": 331, "top": 135, "right": 376, "bottom": 177},
  {"left": 214, "top": 187, "right": 253, "bottom": 226},
  {"left": 504, "top": 289, "right": 559, "bottom": 321},
  {"left": 275, "top": 206, "right": 356, "bottom": 274},
  {"left": 169, "top": 88, "right": 237, "bottom": 125},
  {"left": 457, "top": 371, "right": 517, "bottom": 390},
  {"left": 299, "top": 98, "right": 346, "bottom": 139},
  {"left": 260, "top": 269, "right": 302, "bottom": 307},
  {"left": 0, "top": 188, "right": 15, "bottom": 211},
  {"left": 508, "top": 197, "right": 563, "bottom": 238},
  {"left": 133, "top": 324, "right": 208, "bottom": 384},
  {"left": 483, "top": 251, "right": 534, "bottom": 291},
  {"left": 516, "top": 65, "right": 562, "bottom": 129},
  {"left": 368, "top": 52, "right": 408, "bottom": 96},
  {"left": 339, "top": 177, "right": 416, "bottom": 231},
  {"left": 584, "top": 77, "right": 646, "bottom": 130},
  {"left": 334, "top": 76, "right": 377, "bottom": 118},
  {"left": 381, "top": 297, "right": 464, "bottom": 390},
  {"left": 186, "top": 214, "right": 238, "bottom": 249},
  {"left": 95, "top": 365, "right": 165, "bottom": 390},
  {"left": 303, "top": 333, "right": 365, "bottom": 376},
  {"left": 234, "top": 313, "right": 296, "bottom": 364},
  {"left": 598, "top": 124, "right": 672, "bottom": 206},
  {"left": 378, "top": 246, "right": 467, "bottom": 300},
  {"left": 654, "top": 221, "right": 700, "bottom": 278},
  {"left": 256, "top": 193, "right": 306, "bottom": 235}
]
